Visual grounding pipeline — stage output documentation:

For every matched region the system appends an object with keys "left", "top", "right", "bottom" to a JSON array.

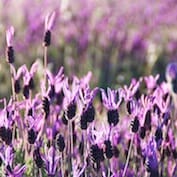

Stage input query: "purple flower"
[
  {"left": 101, "top": 88, "right": 122, "bottom": 110},
  {"left": 10, "top": 64, "right": 26, "bottom": 94},
  {"left": 6, "top": 26, "right": 15, "bottom": 63},
  {"left": 0, "top": 146, "right": 14, "bottom": 166},
  {"left": 5, "top": 164, "right": 26, "bottom": 177},
  {"left": 6, "top": 26, "right": 14, "bottom": 47},
  {"left": 46, "top": 66, "right": 64, "bottom": 99},
  {"left": 43, "top": 11, "right": 56, "bottom": 46},
  {"left": 101, "top": 88, "right": 122, "bottom": 126},
  {"left": 23, "top": 61, "right": 38, "bottom": 90},
  {"left": 144, "top": 74, "right": 159, "bottom": 91},
  {"left": 122, "top": 78, "right": 142, "bottom": 101},
  {"left": 0, "top": 104, "right": 14, "bottom": 145},
  {"left": 26, "top": 114, "right": 44, "bottom": 142},
  {"left": 43, "top": 146, "right": 60, "bottom": 176},
  {"left": 45, "top": 11, "right": 56, "bottom": 32},
  {"left": 79, "top": 85, "right": 98, "bottom": 128},
  {"left": 62, "top": 76, "right": 80, "bottom": 120}
]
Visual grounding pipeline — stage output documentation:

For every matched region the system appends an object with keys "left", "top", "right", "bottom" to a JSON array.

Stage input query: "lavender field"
[{"left": 0, "top": 0, "right": 177, "bottom": 177}]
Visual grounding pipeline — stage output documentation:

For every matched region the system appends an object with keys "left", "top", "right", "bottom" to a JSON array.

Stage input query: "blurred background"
[{"left": 0, "top": 0, "right": 177, "bottom": 97}]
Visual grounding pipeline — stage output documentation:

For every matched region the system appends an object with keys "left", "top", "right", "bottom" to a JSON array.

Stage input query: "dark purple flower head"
[
  {"left": 56, "top": 134, "right": 65, "bottom": 152},
  {"left": 90, "top": 144, "right": 104, "bottom": 163},
  {"left": 155, "top": 126, "right": 163, "bottom": 148}
]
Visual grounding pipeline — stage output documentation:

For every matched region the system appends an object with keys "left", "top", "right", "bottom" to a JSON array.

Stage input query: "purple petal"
[{"left": 6, "top": 26, "right": 14, "bottom": 46}]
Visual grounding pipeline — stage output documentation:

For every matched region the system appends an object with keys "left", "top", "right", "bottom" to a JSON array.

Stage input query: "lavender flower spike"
[
  {"left": 101, "top": 88, "right": 122, "bottom": 126},
  {"left": 144, "top": 74, "right": 159, "bottom": 90},
  {"left": 43, "top": 11, "right": 56, "bottom": 46},
  {"left": 6, "top": 26, "right": 15, "bottom": 63}
]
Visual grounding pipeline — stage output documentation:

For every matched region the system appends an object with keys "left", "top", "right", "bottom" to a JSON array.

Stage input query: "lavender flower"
[
  {"left": 6, "top": 26, "right": 15, "bottom": 63},
  {"left": 144, "top": 74, "right": 159, "bottom": 91},
  {"left": 22, "top": 61, "right": 38, "bottom": 91},
  {"left": 101, "top": 88, "right": 122, "bottom": 126},
  {"left": 43, "top": 11, "right": 56, "bottom": 46},
  {"left": 46, "top": 66, "right": 64, "bottom": 100},
  {"left": 10, "top": 64, "right": 26, "bottom": 94},
  {"left": 63, "top": 77, "right": 80, "bottom": 120},
  {"left": 79, "top": 86, "right": 98, "bottom": 129}
]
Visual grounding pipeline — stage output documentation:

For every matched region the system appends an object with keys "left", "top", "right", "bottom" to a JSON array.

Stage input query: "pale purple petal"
[{"left": 6, "top": 26, "right": 14, "bottom": 46}]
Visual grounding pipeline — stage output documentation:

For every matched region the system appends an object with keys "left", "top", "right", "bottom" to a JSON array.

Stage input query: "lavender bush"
[
  {"left": 1, "top": 0, "right": 177, "bottom": 97},
  {"left": 0, "top": 8, "right": 177, "bottom": 177}
]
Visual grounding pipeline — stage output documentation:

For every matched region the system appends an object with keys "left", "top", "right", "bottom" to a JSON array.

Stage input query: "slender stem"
[
  {"left": 122, "top": 134, "right": 134, "bottom": 177},
  {"left": 39, "top": 168, "right": 42, "bottom": 177},
  {"left": 61, "top": 152, "right": 64, "bottom": 177},
  {"left": 67, "top": 118, "right": 73, "bottom": 177},
  {"left": 70, "top": 120, "right": 73, "bottom": 156},
  {"left": 84, "top": 130, "right": 87, "bottom": 177},
  {"left": 9, "top": 64, "right": 16, "bottom": 101},
  {"left": 9, "top": 64, "right": 17, "bottom": 148},
  {"left": 107, "top": 166, "right": 111, "bottom": 177},
  {"left": 69, "top": 120, "right": 73, "bottom": 177},
  {"left": 172, "top": 163, "right": 177, "bottom": 176},
  {"left": 44, "top": 46, "right": 48, "bottom": 90}
]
